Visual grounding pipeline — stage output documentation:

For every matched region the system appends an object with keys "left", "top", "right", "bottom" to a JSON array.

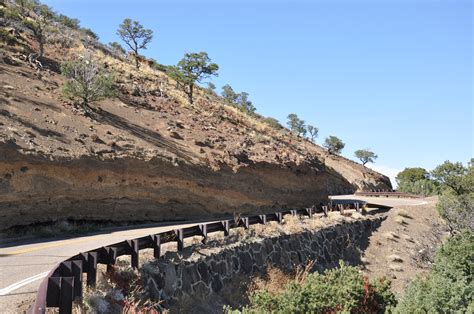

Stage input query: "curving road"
[
  {"left": 0, "top": 195, "right": 426, "bottom": 313},
  {"left": 0, "top": 221, "right": 207, "bottom": 313}
]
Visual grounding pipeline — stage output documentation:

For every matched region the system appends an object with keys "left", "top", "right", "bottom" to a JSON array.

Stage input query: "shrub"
[
  {"left": 437, "top": 191, "right": 474, "bottom": 234},
  {"left": 397, "top": 179, "right": 438, "bottom": 196},
  {"left": 61, "top": 52, "right": 116, "bottom": 112},
  {"left": 227, "top": 261, "right": 396, "bottom": 313},
  {"left": 81, "top": 27, "right": 99, "bottom": 40},
  {"left": 262, "top": 117, "right": 283, "bottom": 129},
  {"left": 56, "top": 14, "right": 80, "bottom": 29},
  {"left": 395, "top": 231, "right": 474, "bottom": 313}
]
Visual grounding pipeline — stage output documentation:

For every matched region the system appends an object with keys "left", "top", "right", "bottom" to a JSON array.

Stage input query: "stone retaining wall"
[{"left": 140, "top": 216, "right": 383, "bottom": 310}]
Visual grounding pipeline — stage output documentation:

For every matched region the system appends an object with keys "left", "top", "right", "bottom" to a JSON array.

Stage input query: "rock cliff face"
[
  {"left": 0, "top": 142, "right": 359, "bottom": 230},
  {"left": 0, "top": 18, "right": 391, "bottom": 230}
]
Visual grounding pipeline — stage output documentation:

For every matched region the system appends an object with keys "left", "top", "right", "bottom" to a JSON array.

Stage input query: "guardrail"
[
  {"left": 356, "top": 190, "right": 423, "bottom": 198},
  {"left": 30, "top": 201, "right": 367, "bottom": 314}
]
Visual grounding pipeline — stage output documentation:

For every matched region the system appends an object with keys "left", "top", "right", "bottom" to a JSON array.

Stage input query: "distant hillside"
[{"left": 0, "top": 0, "right": 391, "bottom": 230}]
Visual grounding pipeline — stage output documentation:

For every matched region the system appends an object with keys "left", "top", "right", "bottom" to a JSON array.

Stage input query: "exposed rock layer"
[{"left": 1, "top": 142, "right": 359, "bottom": 230}]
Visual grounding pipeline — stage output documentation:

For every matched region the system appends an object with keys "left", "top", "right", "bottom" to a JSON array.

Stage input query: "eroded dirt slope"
[
  {"left": 360, "top": 197, "right": 448, "bottom": 295},
  {"left": 0, "top": 8, "right": 391, "bottom": 229}
]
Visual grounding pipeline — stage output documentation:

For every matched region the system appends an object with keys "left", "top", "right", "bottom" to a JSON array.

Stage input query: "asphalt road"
[
  {"left": 0, "top": 195, "right": 426, "bottom": 313},
  {"left": 0, "top": 221, "right": 205, "bottom": 313}
]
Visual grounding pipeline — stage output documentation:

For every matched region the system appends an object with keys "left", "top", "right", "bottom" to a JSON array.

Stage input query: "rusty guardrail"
[
  {"left": 31, "top": 201, "right": 367, "bottom": 314},
  {"left": 356, "top": 189, "right": 423, "bottom": 199}
]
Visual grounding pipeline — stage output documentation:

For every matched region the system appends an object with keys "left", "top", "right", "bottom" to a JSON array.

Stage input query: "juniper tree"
[
  {"left": 307, "top": 125, "right": 319, "bottom": 142},
  {"left": 287, "top": 114, "right": 306, "bottom": 136},
  {"left": 221, "top": 84, "right": 238, "bottom": 104},
  {"left": 168, "top": 52, "right": 219, "bottom": 104},
  {"left": 109, "top": 41, "right": 126, "bottom": 55},
  {"left": 354, "top": 149, "right": 378, "bottom": 166},
  {"left": 9, "top": 1, "right": 54, "bottom": 58},
  {"left": 323, "top": 136, "right": 345, "bottom": 155},
  {"left": 117, "top": 18, "right": 153, "bottom": 70}
]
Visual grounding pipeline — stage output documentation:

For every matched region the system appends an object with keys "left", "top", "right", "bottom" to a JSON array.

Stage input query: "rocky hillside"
[{"left": 0, "top": 1, "right": 391, "bottom": 230}]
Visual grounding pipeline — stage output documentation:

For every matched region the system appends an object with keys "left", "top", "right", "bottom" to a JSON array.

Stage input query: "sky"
[{"left": 43, "top": 0, "right": 473, "bottom": 186}]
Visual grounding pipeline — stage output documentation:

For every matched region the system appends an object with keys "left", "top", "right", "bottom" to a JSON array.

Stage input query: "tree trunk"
[
  {"left": 188, "top": 84, "right": 194, "bottom": 104},
  {"left": 39, "top": 39, "right": 44, "bottom": 58},
  {"left": 135, "top": 55, "right": 140, "bottom": 70}
]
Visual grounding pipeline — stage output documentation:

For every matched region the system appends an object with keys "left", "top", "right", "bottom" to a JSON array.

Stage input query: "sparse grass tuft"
[
  {"left": 283, "top": 214, "right": 303, "bottom": 233},
  {"left": 395, "top": 216, "right": 408, "bottom": 225},
  {"left": 389, "top": 264, "right": 403, "bottom": 272},
  {"left": 383, "top": 232, "right": 400, "bottom": 241},
  {"left": 387, "top": 254, "right": 403, "bottom": 263},
  {"left": 397, "top": 209, "right": 412, "bottom": 219}
]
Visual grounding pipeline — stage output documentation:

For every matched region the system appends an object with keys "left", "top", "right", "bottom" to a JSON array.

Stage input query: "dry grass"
[
  {"left": 283, "top": 214, "right": 304, "bottom": 233},
  {"left": 387, "top": 254, "right": 403, "bottom": 263},
  {"left": 251, "top": 221, "right": 282, "bottom": 238},
  {"left": 401, "top": 234, "right": 415, "bottom": 243},
  {"left": 383, "top": 231, "right": 400, "bottom": 241},
  {"left": 249, "top": 265, "right": 290, "bottom": 295},
  {"left": 389, "top": 264, "right": 403, "bottom": 272},
  {"left": 397, "top": 209, "right": 412, "bottom": 219},
  {"left": 249, "top": 260, "right": 315, "bottom": 297},
  {"left": 394, "top": 216, "right": 407, "bottom": 225}
]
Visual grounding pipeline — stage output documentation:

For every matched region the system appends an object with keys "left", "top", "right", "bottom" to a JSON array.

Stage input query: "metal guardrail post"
[
  {"left": 102, "top": 247, "right": 117, "bottom": 272},
  {"left": 275, "top": 212, "right": 283, "bottom": 222},
  {"left": 86, "top": 252, "right": 97, "bottom": 287},
  {"left": 199, "top": 224, "right": 207, "bottom": 243},
  {"left": 175, "top": 229, "right": 184, "bottom": 251},
  {"left": 71, "top": 260, "right": 83, "bottom": 298},
  {"left": 46, "top": 277, "right": 61, "bottom": 307},
  {"left": 151, "top": 234, "right": 161, "bottom": 258},
  {"left": 221, "top": 220, "right": 230, "bottom": 236},
  {"left": 59, "top": 277, "right": 74, "bottom": 314},
  {"left": 322, "top": 205, "right": 328, "bottom": 217},
  {"left": 240, "top": 217, "right": 249, "bottom": 229},
  {"left": 126, "top": 239, "right": 139, "bottom": 269}
]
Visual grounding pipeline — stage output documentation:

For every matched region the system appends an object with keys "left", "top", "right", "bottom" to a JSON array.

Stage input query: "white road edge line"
[{"left": 0, "top": 271, "right": 49, "bottom": 296}]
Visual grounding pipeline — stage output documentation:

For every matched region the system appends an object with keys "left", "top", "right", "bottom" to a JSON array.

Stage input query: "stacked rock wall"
[{"left": 141, "top": 217, "right": 383, "bottom": 309}]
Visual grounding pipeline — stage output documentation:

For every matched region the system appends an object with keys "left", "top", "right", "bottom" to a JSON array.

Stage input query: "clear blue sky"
[{"left": 44, "top": 0, "right": 473, "bottom": 185}]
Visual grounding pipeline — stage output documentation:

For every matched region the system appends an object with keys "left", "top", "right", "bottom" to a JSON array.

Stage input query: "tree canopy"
[
  {"left": 169, "top": 52, "right": 219, "bottom": 104},
  {"left": 323, "top": 136, "right": 345, "bottom": 155},
  {"left": 307, "top": 125, "right": 318, "bottom": 142},
  {"left": 117, "top": 18, "right": 153, "bottom": 70},
  {"left": 354, "top": 149, "right": 378, "bottom": 166},
  {"left": 431, "top": 161, "right": 468, "bottom": 195},
  {"left": 286, "top": 114, "right": 306, "bottom": 136}
]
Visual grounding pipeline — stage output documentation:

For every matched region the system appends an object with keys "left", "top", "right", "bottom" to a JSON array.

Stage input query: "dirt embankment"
[
  {"left": 0, "top": 27, "right": 391, "bottom": 230},
  {"left": 360, "top": 197, "right": 448, "bottom": 295}
]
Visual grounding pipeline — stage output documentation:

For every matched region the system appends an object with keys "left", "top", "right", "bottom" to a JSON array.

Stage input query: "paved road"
[
  {"left": 0, "top": 195, "right": 427, "bottom": 313},
  {"left": 330, "top": 194, "right": 429, "bottom": 207},
  {"left": 0, "top": 221, "right": 206, "bottom": 313}
]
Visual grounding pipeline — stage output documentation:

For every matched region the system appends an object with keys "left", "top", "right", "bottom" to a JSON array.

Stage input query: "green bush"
[
  {"left": 437, "top": 191, "right": 474, "bottom": 233},
  {"left": 395, "top": 231, "right": 474, "bottom": 313},
  {"left": 397, "top": 179, "right": 438, "bottom": 196},
  {"left": 262, "top": 117, "right": 283, "bottom": 130},
  {"left": 61, "top": 53, "right": 116, "bottom": 110},
  {"left": 226, "top": 262, "right": 396, "bottom": 313}
]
